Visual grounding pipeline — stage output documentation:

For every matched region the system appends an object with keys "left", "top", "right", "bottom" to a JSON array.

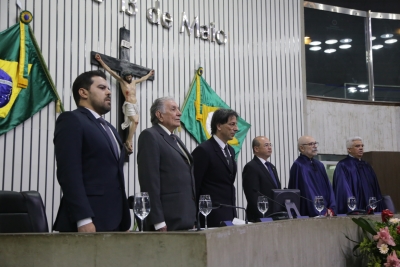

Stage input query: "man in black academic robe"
[
  {"left": 288, "top": 135, "right": 336, "bottom": 217},
  {"left": 333, "top": 136, "right": 385, "bottom": 214}
]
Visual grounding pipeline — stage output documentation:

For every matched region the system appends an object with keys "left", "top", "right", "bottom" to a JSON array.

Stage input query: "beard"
[{"left": 124, "top": 77, "right": 132, "bottom": 84}]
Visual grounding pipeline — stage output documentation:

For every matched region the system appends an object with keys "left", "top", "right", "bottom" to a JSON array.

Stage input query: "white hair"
[{"left": 346, "top": 136, "right": 363, "bottom": 149}]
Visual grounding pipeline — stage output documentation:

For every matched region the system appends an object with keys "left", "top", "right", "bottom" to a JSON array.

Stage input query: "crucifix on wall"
[{"left": 90, "top": 27, "right": 154, "bottom": 161}]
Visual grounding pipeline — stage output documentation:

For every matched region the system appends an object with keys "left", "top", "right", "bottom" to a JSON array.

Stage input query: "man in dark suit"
[
  {"left": 242, "top": 136, "right": 281, "bottom": 221},
  {"left": 192, "top": 109, "right": 239, "bottom": 228},
  {"left": 137, "top": 97, "right": 196, "bottom": 231},
  {"left": 53, "top": 70, "right": 131, "bottom": 232}
]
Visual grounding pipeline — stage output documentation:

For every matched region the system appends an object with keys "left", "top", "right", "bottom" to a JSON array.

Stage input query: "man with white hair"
[
  {"left": 332, "top": 136, "right": 385, "bottom": 214},
  {"left": 288, "top": 135, "right": 336, "bottom": 217}
]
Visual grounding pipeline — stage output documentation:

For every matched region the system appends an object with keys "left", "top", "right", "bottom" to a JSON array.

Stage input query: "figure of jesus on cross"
[{"left": 95, "top": 54, "right": 154, "bottom": 154}]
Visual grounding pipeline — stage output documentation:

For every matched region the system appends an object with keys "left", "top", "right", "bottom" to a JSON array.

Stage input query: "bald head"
[
  {"left": 297, "top": 135, "right": 318, "bottom": 159},
  {"left": 252, "top": 136, "right": 272, "bottom": 160}
]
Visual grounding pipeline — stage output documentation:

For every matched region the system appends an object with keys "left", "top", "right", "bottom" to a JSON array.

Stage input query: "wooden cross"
[{"left": 90, "top": 27, "right": 154, "bottom": 161}]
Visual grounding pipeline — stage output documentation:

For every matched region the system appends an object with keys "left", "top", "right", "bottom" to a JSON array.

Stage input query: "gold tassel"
[{"left": 56, "top": 100, "right": 61, "bottom": 113}]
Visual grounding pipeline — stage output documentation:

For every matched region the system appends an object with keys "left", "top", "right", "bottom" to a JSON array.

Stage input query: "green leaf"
[{"left": 352, "top": 218, "right": 377, "bottom": 235}]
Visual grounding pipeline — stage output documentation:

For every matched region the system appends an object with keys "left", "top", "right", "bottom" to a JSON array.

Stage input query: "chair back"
[
  {"left": 383, "top": 195, "right": 396, "bottom": 214},
  {"left": 0, "top": 191, "right": 49, "bottom": 233}
]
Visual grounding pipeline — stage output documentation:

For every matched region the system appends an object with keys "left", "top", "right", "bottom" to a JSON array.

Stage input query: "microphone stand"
[
  {"left": 216, "top": 202, "right": 248, "bottom": 224},
  {"left": 365, "top": 198, "right": 383, "bottom": 214}
]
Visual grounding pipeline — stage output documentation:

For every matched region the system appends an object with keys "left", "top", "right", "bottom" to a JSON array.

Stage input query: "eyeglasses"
[{"left": 302, "top": 142, "right": 319, "bottom": 147}]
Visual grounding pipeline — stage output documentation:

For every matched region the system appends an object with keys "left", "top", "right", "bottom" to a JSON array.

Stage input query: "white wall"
[
  {"left": 306, "top": 99, "right": 400, "bottom": 155},
  {"left": 0, "top": 0, "right": 304, "bottom": 226}
]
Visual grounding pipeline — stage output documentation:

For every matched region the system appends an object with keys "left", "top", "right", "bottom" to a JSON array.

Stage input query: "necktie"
[
  {"left": 223, "top": 145, "right": 230, "bottom": 165},
  {"left": 224, "top": 145, "right": 233, "bottom": 171},
  {"left": 265, "top": 162, "right": 278, "bottom": 187},
  {"left": 98, "top": 117, "right": 119, "bottom": 158}
]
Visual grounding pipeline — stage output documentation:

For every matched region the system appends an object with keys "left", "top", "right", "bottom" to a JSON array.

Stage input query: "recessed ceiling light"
[
  {"left": 385, "top": 39, "right": 397, "bottom": 44},
  {"left": 348, "top": 88, "right": 357, "bottom": 93},
  {"left": 309, "top": 46, "right": 321, "bottom": 51},
  {"left": 358, "top": 84, "right": 367, "bottom": 88},
  {"left": 372, "top": 36, "right": 376, "bottom": 40},
  {"left": 339, "top": 44, "right": 351, "bottom": 49},
  {"left": 324, "top": 49, "right": 336, "bottom": 53},
  {"left": 325, "top": 39, "right": 338, "bottom": 44},
  {"left": 340, "top": 38, "right": 352, "bottom": 43},
  {"left": 372, "top": 44, "right": 383, "bottom": 49},
  {"left": 360, "top": 89, "right": 368, "bottom": 93},
  {"left": 309, "top": 41, "right": 321, "bottom": 46},
  {"left": 381, "top": 34, "right": 393, "bottom": 39}
]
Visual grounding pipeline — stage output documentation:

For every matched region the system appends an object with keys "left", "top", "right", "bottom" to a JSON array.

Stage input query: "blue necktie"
[
  {"left": 98, "top": 117, "right": 119, "bottom": 158},
  {"left": 265, "top": 162, "right": 278, "bottom": 187}
]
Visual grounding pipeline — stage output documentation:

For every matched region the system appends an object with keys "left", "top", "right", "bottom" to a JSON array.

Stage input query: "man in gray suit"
[{"left": 137, "top": 97, "right": 196, "bottom": 231}]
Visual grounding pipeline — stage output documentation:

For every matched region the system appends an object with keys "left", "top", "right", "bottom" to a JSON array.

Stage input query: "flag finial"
[{"left": 20, "top": 11, "right": 33, "bottom": 24}]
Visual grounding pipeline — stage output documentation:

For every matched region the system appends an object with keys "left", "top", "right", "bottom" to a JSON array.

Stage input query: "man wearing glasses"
[
  {"left": 242, "top": 136, "right": 281, "bottom": 221},
  {"left": 332, "top": 136, "right": 385, "bottom": 214},
  {"left": 288, "top": 135, "right": 337, "bottom": 217}
]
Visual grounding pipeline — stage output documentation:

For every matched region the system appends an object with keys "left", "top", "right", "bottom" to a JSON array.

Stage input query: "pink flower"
[
  {"left": 373, "top": 227, "right": 396, "bottom": 247},
  {"left": 384, "top": 251, "right": 400, "bottom": 267}
]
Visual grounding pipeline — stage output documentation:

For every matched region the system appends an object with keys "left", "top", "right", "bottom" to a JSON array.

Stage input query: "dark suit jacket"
[
  {"left": 53, "top": 107, "right": 131, "bottom": 232},
  {"left": 137, "top": 124, "right": 196, "bottom": 231},
  {"left": 242, "top": 156, "right": 281, "bottom": 221},
  {"left": 192, "top": 137, "right": 237, "bottom": 227}
]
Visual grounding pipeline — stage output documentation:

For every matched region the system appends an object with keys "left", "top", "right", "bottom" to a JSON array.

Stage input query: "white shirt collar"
[
  {"left": 257, "top": 156, "right": 267, "bottom": 164},
  {"left": 85, "top": 107, "right": 101, "bottom": 119},
  {"left": 213, "top": 135, "right": 226, "bottom": 149},
  {"left": 158, "top": 123, "right": 173, "bottom": 135}
]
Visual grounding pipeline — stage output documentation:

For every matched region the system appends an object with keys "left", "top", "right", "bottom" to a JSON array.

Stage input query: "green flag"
[
  {"left": 181, "top": 68, "right": 251, "bottom": 158},
  {"left": 0, "top": 11, "right": 62, "bottom": 136}
]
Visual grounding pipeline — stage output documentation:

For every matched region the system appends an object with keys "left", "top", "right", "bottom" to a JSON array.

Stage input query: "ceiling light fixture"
[
  {"left": 325, "top": 39, "right": 338, "bottom": 44},
  {"left": 339, "top": 44, "right": 351, "bottom": 49},
  {"left": 360, "top": 89, "right": 368, "bottom": 93},
  {"left": 309, "top": 41, "right": 321, "bottom": 46},
  {"left": 324, "top": 49, "right": 336, "bottom": 53},
  {"left": 309, "top": 46, "right": 321, "bottom": 51},
  {"left": 358, "top": 84, "right": 367, "bottom": 88},
  {"left": 340, "top": 38, "right": 352, "bottom": 43},
  {"left": 348, "top": 87, "right": 357, "bottom": 93},
  {"left": 372, "top": 36, "right": 376, "bottom": 40},
  {"left": 372, "top": 44, "right": 383, "bottom": 49},
  {"left": 381, "top": 34, "right": 393, "bottom": 39},
  {"left": 385, "top": 39, "right": 397, "bottom": 44}
]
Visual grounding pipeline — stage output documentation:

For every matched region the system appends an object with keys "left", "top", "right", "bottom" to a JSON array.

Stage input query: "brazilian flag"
[
  {"left": 0, "top": 11, "right": 62, "bottom": 136},
  {"left": 181, "top": 68, "right": 251, "bottom": 158}
]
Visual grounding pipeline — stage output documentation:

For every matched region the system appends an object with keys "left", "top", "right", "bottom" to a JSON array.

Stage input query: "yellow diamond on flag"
[{"left": 0, "top": 59, "right": 31, "bottom": 118}]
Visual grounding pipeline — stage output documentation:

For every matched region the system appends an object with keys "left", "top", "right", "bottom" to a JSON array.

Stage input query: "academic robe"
[
  {"left": 332, "top": 155, "right": 385, "bottom": 214},
  {"left": 288, "top": 154, "right": 337, "bottom": 217}
]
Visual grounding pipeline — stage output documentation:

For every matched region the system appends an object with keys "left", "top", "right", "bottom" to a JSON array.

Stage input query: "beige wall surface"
[{"left": 306, "top": 99, "right": 400, "bottom": 155}]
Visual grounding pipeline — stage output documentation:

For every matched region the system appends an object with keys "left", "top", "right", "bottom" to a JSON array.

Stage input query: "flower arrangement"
[{"left": 347, "top": 209, "right": 400, "bottom": 267}]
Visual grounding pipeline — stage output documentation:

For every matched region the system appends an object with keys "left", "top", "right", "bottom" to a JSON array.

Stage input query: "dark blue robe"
[
  {"left": 332, "top": 155, "right": 384, "bottom": 214},
  {"left": 288, "top": 154, "right": 337, "bottom": 217}
]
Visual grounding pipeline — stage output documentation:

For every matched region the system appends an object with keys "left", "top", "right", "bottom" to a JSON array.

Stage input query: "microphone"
[
  {"left": 254, "top": 190, "right": 286, "bottom": 209},
  {"left": 214, "top": 202, "right": 248, "bottom": 224},
  {"left": 365, "top": 198, "right": 383, "bottom": 211},
  {"left": 291, "top": 191, "right": 336, "bottom": 216}
]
